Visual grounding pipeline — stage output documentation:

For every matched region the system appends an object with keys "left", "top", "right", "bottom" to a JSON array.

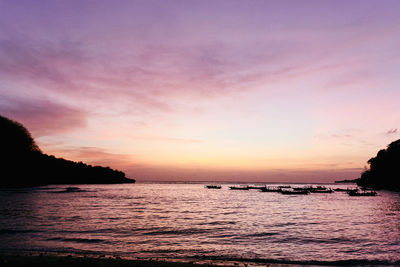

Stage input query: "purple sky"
[{"left": 1, "top": 0, "right": 400, "bottom": 182}]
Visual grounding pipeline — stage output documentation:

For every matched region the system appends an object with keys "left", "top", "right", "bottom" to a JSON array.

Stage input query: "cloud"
[
  {"left": 39, "top": 144, "right": 138, "bottom": 175},
  {"left": 386, "top": 128, "right": 398, "bottom": 134},
  {"left": 1, "top": 23, "right": 390, "bottom": 124},
  {"left": 0, "top": 33, "right": 309, "bottom": 109},
  {"left": 129, "top": 134, "right": 202, "bottom": 144},
  {"left": 324, "top": 68, "right": 378, "bottom": 91},
  {"left": 0, "top": 35, "right": 86, "bottom": 89},
  {"left": 0, "top": 96, "right": 87, "bottom": 137},
  {"left": 57, "top": 146, "right": 132, "bottom": 162},
  {"left": 314, "top": 132, "right": 353, "bottom": 140}
]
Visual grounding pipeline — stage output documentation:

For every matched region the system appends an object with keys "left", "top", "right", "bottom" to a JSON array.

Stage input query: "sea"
[{"left": 0, "top": 182, "right": 399, "bottom": 265}]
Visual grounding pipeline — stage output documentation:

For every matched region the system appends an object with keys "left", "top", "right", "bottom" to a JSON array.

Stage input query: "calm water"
[{"left": 0, "top": 183, "right": 399, "bottom": 265}]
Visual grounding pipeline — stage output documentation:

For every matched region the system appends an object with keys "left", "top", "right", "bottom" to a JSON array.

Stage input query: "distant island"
[
  {"left": 0, "top": 115, "right": 135, "bottom": 187},
  {"left": 357, "top": 139, "right": 400, "bottom": 191},
  {"left": 334, "top": 179, "right": 359, "bottom": 184}
]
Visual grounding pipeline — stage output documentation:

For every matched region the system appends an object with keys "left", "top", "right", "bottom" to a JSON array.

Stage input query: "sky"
[{"left": 1, "top": 0, "right": 400, "bottom": 182}]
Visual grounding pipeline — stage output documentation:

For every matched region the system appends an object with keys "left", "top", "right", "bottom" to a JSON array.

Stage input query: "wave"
[
  {"left": 0, "top": 229, "right": 42, "bottom": 235},
  {"left": 199, "top": 221, "right": 236, "bottom": 226},
  {"left": 211, "top": 232, "right": 279, "bottom": 240},
  {"left": 143, "top": 228, "right": 211, "bottom": 236},
  {"left": 246, "top": 232, "right": 279, "bottom": 237},
  {"left": 273, "top": 222, "right": 297, "bottom": 227},
  {"left": 54, "top": 227, "right": 149, "bottom": 235},
  {"left": 276, "top": 236, "right": 368, "bottom": 244},
  {"left": 211, "top": 234, "right": 236, "bottom": 238},
  {"left": 3, "top": 246, "right": 106, "bottom": 256},
  {"left": 140, "top": 248, "right": 203, "bottom": 254},
  {"left": 46, "top": 237, "right": 108, "bottom": 244},
  {"left": 192, "top": 256, "right": 400, "bottom": 266}
]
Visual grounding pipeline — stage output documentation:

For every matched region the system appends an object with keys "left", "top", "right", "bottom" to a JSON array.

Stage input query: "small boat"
[
  {"left": 348, "top": 189, "right": 377, "bottom": 196},
  {"left": 205, "top": 185, "right": 222, "bottom": 189},
  {"left": 229, "top": 186, "right": 249, "bottom": 190},
  {"left": 260, "top": 186, "right": 281, "bottom": 192},
  {"left": 311, "top": 188, "right": 333, "bottom": 193},
  {"left": 334, "top": 188, "right": 357, "bottom": 192},
  {"left": 278, "top": 185, "right": 291, "bottom": 188},
  {"left": 53, "top": 187, "right": 84, "bottom": 193},
  {"left": 308, "top": 186, "right": 325, "bottom": 192},
  {"left": 293, "top": 186, "right": 311, "bottom": 191},
  {"left": 280, "top": 189, "right": 309, "bottom": 195}
]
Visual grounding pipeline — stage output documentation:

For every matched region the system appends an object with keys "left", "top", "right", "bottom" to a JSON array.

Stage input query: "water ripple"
[{"left": 0, "top": 183, "right": 399, "bottom": 263}]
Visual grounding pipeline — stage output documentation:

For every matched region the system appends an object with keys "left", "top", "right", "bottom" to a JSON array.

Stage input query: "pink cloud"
[
  {"left": 130, "top": 135, "right": 202, "bottom": 144},
  {"left": 1, "top": 25, "right": 391, "bottom": 122},
  {"left": 0, "top": 36, "right": 86, "bottom": 89},
  {"left": 0, "top": 96, "right": 87, "bottom": 137},
  {"left": 40, "top": 145, "right": 138, "bottom": 173},
  {"left": 387, "top": 128, "right": 398, "bottom": 134},
  {"left": 0, "top": 34, "right": 308, "bottom": 105}
]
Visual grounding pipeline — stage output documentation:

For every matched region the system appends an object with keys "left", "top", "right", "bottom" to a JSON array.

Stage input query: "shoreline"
[
  {"left": 0, "top": 253, "right": 291, "bottom": 267},
  {"left": 1, "top": 252, "right": 398, "bottom": 267}
]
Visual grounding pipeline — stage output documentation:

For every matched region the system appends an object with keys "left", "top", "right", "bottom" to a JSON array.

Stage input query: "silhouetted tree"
[
  {"left": 0, "top": 115, "right": 135, "bottom": 187},
  {"left": 357, "top": 139, "right": 400, "bottom": 191},
  {"left": 0, "top": 116, "right": 40, "bottom": 155}
]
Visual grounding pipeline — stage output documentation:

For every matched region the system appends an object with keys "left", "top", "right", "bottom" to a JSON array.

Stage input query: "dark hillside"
[
  {"left": 357, "top": 139, "right": 400, "bottom": 191},
  {"left": 0, "top": 115, "right": 135, "bottom": 187}
]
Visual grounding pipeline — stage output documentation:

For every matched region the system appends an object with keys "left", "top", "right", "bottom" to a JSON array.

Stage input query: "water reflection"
[{"left": 0, "top": 183, "right": 399, "bottom": 264}]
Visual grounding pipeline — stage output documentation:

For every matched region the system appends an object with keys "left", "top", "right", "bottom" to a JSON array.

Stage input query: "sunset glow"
[{"left": 1, "top": 0, "right": 400, "bottom": 181}]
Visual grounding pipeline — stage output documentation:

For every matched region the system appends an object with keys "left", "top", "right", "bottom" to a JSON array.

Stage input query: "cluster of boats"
[
  {"left": 347, "top": 188, "right": 377, "bottom": 196},
  {"left": 205, "top": 184, "right": 377, "bottom": 196}
]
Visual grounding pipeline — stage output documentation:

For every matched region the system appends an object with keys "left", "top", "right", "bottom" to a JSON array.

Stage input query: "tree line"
[{"left": 0, "top": 115, "right": 135, "bottom": 187}]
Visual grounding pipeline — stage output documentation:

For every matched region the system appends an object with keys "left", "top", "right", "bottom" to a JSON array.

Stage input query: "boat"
[
  {"left": 229, "top": 186, "right": 249, "bottom": 190},
  {"left": 310, "top": 188, "right": 333, "bottom": 193},
  {"left": 348, "top": 189, "right": 377, "bottom": 196},
  {"left": 278, "top": 185, "right": 291, "bottom": 188},
  {"left": 54, "top": 187, "right": 84, "bottom": 193},
  {"left": 205, "top": 185, "right": 222, "bottom": 189},
  {"left": 280, "top": 189, "right": 309, "bottom": 195},
  {"left": 293, "top": 186, "right": 311, "bottom": 191},
  {"left": 308, "top": 186, "right": 324, "bottom": 192},
  {"left": 311, "top": 189, "right": 333, "bottom": 193},
  {"left": 334, "top": 188, "right": 357, "bottom": 192},
  {"left": 260, "top": 186, "right": 281, "bottom": 192}
]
